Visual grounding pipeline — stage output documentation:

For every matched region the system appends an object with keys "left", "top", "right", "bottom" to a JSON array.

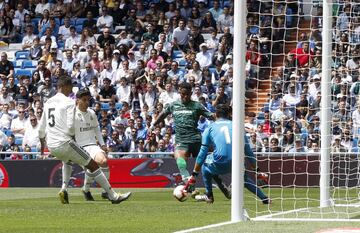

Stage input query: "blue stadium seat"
[
  {"left": 178, "top": 59, "right": 186, "bottom": 67},
  {"left": 15, "top": 137, "right": 23, "bottom": 146},
  {"left": 101, "top": 103, "right": 110, "bottom": 111},
  {"left": 15, "top": 69, "right": 32, "bottom": 78},
  {"left": 172, "top": 50, "right": 183, "bottom": 59},
  {"left": 70, "top": 18, "right": 76, "bottom": 26},
  {"left": 208, "top": 67, "right": 216, "bottom": 75},
  {"left": 4, "top": 129, "right": 13, "bottom": 137},
  {"left": 76, "top": 18, "right": 86, "bottom": 26},
  {"left": 54, "top": 18, "right": 61, "bottom": 26},
  {"left": 12, "top": 60, "right": 22, "bottom": 68},
  {"left": 15, "top": 50, "right": 30, "bottom": 60},
  {"left": 75, "top": 25, "right": 83, "bottom": 34},
  {"left": 22, "top": 60, "right": 37, "bottom": 69},
  {"left": 115, "top": 102, "right": 123, "bottom": 110}
]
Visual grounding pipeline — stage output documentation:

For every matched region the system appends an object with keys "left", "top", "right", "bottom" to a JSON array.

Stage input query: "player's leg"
[
  {"left": 59, "top": 161, "right": 72, "bottom": 204},
  {"left": 68, "top": 141, "right": 131, "bottom": 204},
  {"left": 195, "top": 164, "right": 214, "bottom": 203},
  {"left": 174, "top": 144, "right": 191, "bottom": 181},
  {"left": 93, "top": 150, "right": 111, "bottom": 199},
  {"left": 244, "top": 174, "right": 271, "bottom": 204},
  {"left": 60, "top": 161, "right": 72, "bottom": 192},
  {"left": 213, "top": 175, "right": 231, "bottom": 199}
]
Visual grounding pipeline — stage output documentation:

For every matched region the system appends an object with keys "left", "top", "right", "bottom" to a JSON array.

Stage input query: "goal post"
[
  {"left": 241, "top": 0, "right": 360, "bottom": 222},
  {"left": 319, "top": 0, "right": 332, "bottom": 208}
]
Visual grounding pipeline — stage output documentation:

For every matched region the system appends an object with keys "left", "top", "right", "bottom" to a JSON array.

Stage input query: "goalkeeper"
[{"left": 186, "top": 104, "right": 271, "bottom": 204}]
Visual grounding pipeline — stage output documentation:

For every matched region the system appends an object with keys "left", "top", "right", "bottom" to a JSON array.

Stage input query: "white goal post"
[{"left": 234, "top": 0, "right": 360, "bottom": 222}]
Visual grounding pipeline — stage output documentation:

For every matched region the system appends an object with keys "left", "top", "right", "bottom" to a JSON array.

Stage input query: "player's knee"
[
  {"left": 96, "top": 153, "right": 108, "bottom": 167},
  {"left": 86, "top": 159, "right": 100, "bottom": 172}
]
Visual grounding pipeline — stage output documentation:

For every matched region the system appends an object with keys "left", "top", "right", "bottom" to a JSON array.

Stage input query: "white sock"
[
  {"left": 100, "top": 166, "right": 110, "bottom": 193},
  {"left": 90, "top": 168, "right": 117, "bottom": 200},
  {"left": 83, "top": 169, "right": 93, "bottom": 192},
  {"left": 61, "top": 162, "right": 72, "bottom": 192}
]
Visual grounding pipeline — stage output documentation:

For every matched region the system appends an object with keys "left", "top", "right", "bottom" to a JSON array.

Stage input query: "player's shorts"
[
  {"left": 49, "top": 140, "right": 91, "bottom": 166},
  {"left": 175, "top": 141, "right": 201, "bottom": 157},
  {"left": 82, "top": 145, "right": 104, "bottom": 160}
]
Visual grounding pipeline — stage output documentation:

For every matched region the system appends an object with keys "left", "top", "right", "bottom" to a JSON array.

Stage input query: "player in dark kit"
[{"left": 153, "top": 82, "right": 214, "bottom": 185}]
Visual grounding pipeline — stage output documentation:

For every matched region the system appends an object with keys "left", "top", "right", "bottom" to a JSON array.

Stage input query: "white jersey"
[
  {"left": 74, "top": 107, "right": 104, "bottom": 147},
  {"left": 38, "top": 93, "right": 76, "bottom": 149}
]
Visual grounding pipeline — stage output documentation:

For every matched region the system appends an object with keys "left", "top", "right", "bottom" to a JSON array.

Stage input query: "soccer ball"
[{"left": 173, "top": 185, "right": 189, "bottom": 202}]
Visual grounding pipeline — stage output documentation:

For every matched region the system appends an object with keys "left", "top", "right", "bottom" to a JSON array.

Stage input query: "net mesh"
[{"left": 243, "top": 0, "right": 360, "bottom": 221}]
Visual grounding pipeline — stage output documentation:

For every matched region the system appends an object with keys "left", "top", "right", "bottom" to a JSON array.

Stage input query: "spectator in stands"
[
  {"left": 99, "top": 60, "right": 116, "bottom": 85},
  {"left": 0, "top": 52, "right": 14, "bottom": 80},
  {"left": 0, "top": 102, "right": 12, "bottom": 130},
  {"left": 196, "top": 43, "right": 212, "bottom": 69},
  {"left": 332, "top": 135, "right": 347, "bottom": 152},
  {"left": 208, "top": 0, "right": 222, "bottom": 21},
  {"left": 68, "top": 0, "right": 84, "bottom": 18},
  {"left": 172, "top": 19, "right": 190, "bottom": 51},
  {"left": 22, "top": 24, "right": 36, "bottom": 50},
  {"left": 10, "top": 106, "right": 27, "bottom": 138},
  {"left": 64, "top": 26, "right": 80, "bottom": 50},
  {"left": 51, "top": 0, "right": 67, "bottom": 18},
  {"left": 29, "top": 37, "right": 42, "bottom": 60},
  {"left": 289, "top": 136, "right": 308, "bottom": 153},
  {"left": 22, "top": 114, "right": 39, "bottom": 150},
  {"left": 99, "top": 77, "right": 116, "bottom": 103},
  {"left": 217, "top": 6, "right": 233, "bottom": 33},
  {"left": 38, "top": 76, "right": 56, "bottom": 103},
  {"left": 0, "top": 86, "right": 12, "bottom": 105},
  {"left": 97, "top": 6, "right": 113, "bottom": 32},
  {"left": 97, "top": 27, "right": 115, "bottom": 49},
  {"left": 280, "top": 129, "right": 295, "bottom": 153}
]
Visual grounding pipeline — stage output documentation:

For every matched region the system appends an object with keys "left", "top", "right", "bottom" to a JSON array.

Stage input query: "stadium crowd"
[
  {"left": 3, "top": 0, "right": 353, "bottom": 159},
  {"left": 0, "top": 0, "right": 239, "bottom": 159},
  {"left": 246, "top": 1, "right": 360, "bottom": 154}
]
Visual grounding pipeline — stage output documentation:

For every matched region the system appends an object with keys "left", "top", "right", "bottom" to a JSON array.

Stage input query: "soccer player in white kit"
[
  {"left": 38, "top": 76, "right": 130, "bottom": 204},
  {"left": 75, "top": 88, "right": 130, "bottom": 201}
]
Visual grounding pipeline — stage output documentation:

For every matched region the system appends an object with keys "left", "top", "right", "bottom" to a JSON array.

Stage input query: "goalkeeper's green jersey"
[{"left": 164, "top": 100, "right": 213, "bottom": 144}]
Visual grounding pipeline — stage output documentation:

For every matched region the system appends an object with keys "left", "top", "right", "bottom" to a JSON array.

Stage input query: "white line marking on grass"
[
  {"left": 173, "top": 221, "right": 234, "bottom": 233},
  {"left": 252, "top": 207, "right": 309, "bottom": 220}
]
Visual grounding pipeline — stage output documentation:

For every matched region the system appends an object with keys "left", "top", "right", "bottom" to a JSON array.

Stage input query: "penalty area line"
[{"left": 173, "top": 221, "right": 234, "bottom": 233}]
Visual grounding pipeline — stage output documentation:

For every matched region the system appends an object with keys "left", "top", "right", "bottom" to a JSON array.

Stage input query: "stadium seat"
[
  {"left": 15, "top": 50, "right": 30, "bottom": 60},
  {"left": 208, "top": 67, "right": 216, "bottom": 75},
  {"left": 75, "top": 25, "right": 83, "bottom": 34},
  {"left": 15, "top": 137, "right": 23, "bottom": 146},
  {"left": 115, "top": 102, "right": 123, "bottom": 110},
  {"left": 76, "top": 18, "right": 86, "bottom": 26},
  {"left": 172, "top": 50, "right": 183, "bottom": 59},
  {"left": 12, "top": 60, "right": 22, "bottom": 68},
  {"left": 54, "top": 18, "right": 61, "bottom": 26},
  {"left": 70, "top": 18, "right": 76, "bottom": 26},
  {"left": 178, "top": 59, "right": 186, "bottom": 67},
  {"left": 101, "top": 103, "right": 110, "bottom": 111},
  {"left": 15, "top": 69, "right": 32, "bottom": 78},
  {"left": 4, "top": 129, "right": 13, "bottom": 137},
  {"left": 22, "top": 60, "right": 37, "bottom": 69}
]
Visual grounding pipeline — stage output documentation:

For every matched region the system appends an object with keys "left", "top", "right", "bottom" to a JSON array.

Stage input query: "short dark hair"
[
  {"left": 179, "top": 82, "right": 192, "bottom": 93},
  {"left": 57, "top": 76, "right": 72, "bottom": 89},
  {"left": 215, "top": 104, "right": 231, "bottom": 119},
  {"left": 76, "top": 88, "right": 91, "bottom": 98}
]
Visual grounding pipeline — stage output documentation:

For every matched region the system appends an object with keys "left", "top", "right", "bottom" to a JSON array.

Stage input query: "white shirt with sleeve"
[
  {"left": 96, "top": 15, "right": 113, "bottom": 31},
  {"left": 74, "top": 108, "right": 105, "bottom": 147},
  {"left": 23, "top": 123, "right": 40, "bottom": 148},
  {"left": 38, "top": 92, "right": 76, "bottom": 149}
]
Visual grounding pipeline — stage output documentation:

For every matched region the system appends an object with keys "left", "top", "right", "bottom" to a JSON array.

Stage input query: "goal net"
[{"left": 242, "top": 0, "right": 360, "bottom": 221}]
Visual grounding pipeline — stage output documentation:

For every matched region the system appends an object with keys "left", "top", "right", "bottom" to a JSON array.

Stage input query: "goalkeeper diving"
[{"left": 185, "top": 104, "right": 271, "bottom": 204}]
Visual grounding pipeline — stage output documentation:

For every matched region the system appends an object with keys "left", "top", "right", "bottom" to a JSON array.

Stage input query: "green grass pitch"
[{"left": 0, "top": 188, "right": 360, "bottom": 233}]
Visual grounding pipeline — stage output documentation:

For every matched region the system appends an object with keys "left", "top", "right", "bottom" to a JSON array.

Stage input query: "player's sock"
[
  {"left": 90, "top": 168, "right": 117, "bottom": 200},
  {"left": 83, "top": 169, "right": 93, "bottom": 192},
  {"left": 101, "top": 166, "right": 110, "bottom": 180},
  {"left": 61, "top": 162, "right": 72, "bottom": 192},
  {"left": 100, "top": 166, "right": 110, "bottom": 194},
  {"left": 244, "top": 175, "right": 268, "bottom": 201},
  {"left": 176, "top": 157, "right": 190, "bottom": 181}
]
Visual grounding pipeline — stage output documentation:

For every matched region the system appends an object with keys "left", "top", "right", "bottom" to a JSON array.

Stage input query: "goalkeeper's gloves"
[{"left": 184, "top": 172, "right": 198, "bottom": 193}]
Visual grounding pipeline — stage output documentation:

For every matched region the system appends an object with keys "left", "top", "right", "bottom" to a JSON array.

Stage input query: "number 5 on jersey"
[{"left": 48, "top": 108, "right": 55, "bottom": 127}]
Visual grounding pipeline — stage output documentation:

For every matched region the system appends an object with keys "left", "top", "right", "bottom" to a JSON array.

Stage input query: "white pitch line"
[
  {"left": 252, "top": 207, "right": 310, "bottom": 220},
  {"left": 173, "top": 221, "right": 234, "bottom": 233}
]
